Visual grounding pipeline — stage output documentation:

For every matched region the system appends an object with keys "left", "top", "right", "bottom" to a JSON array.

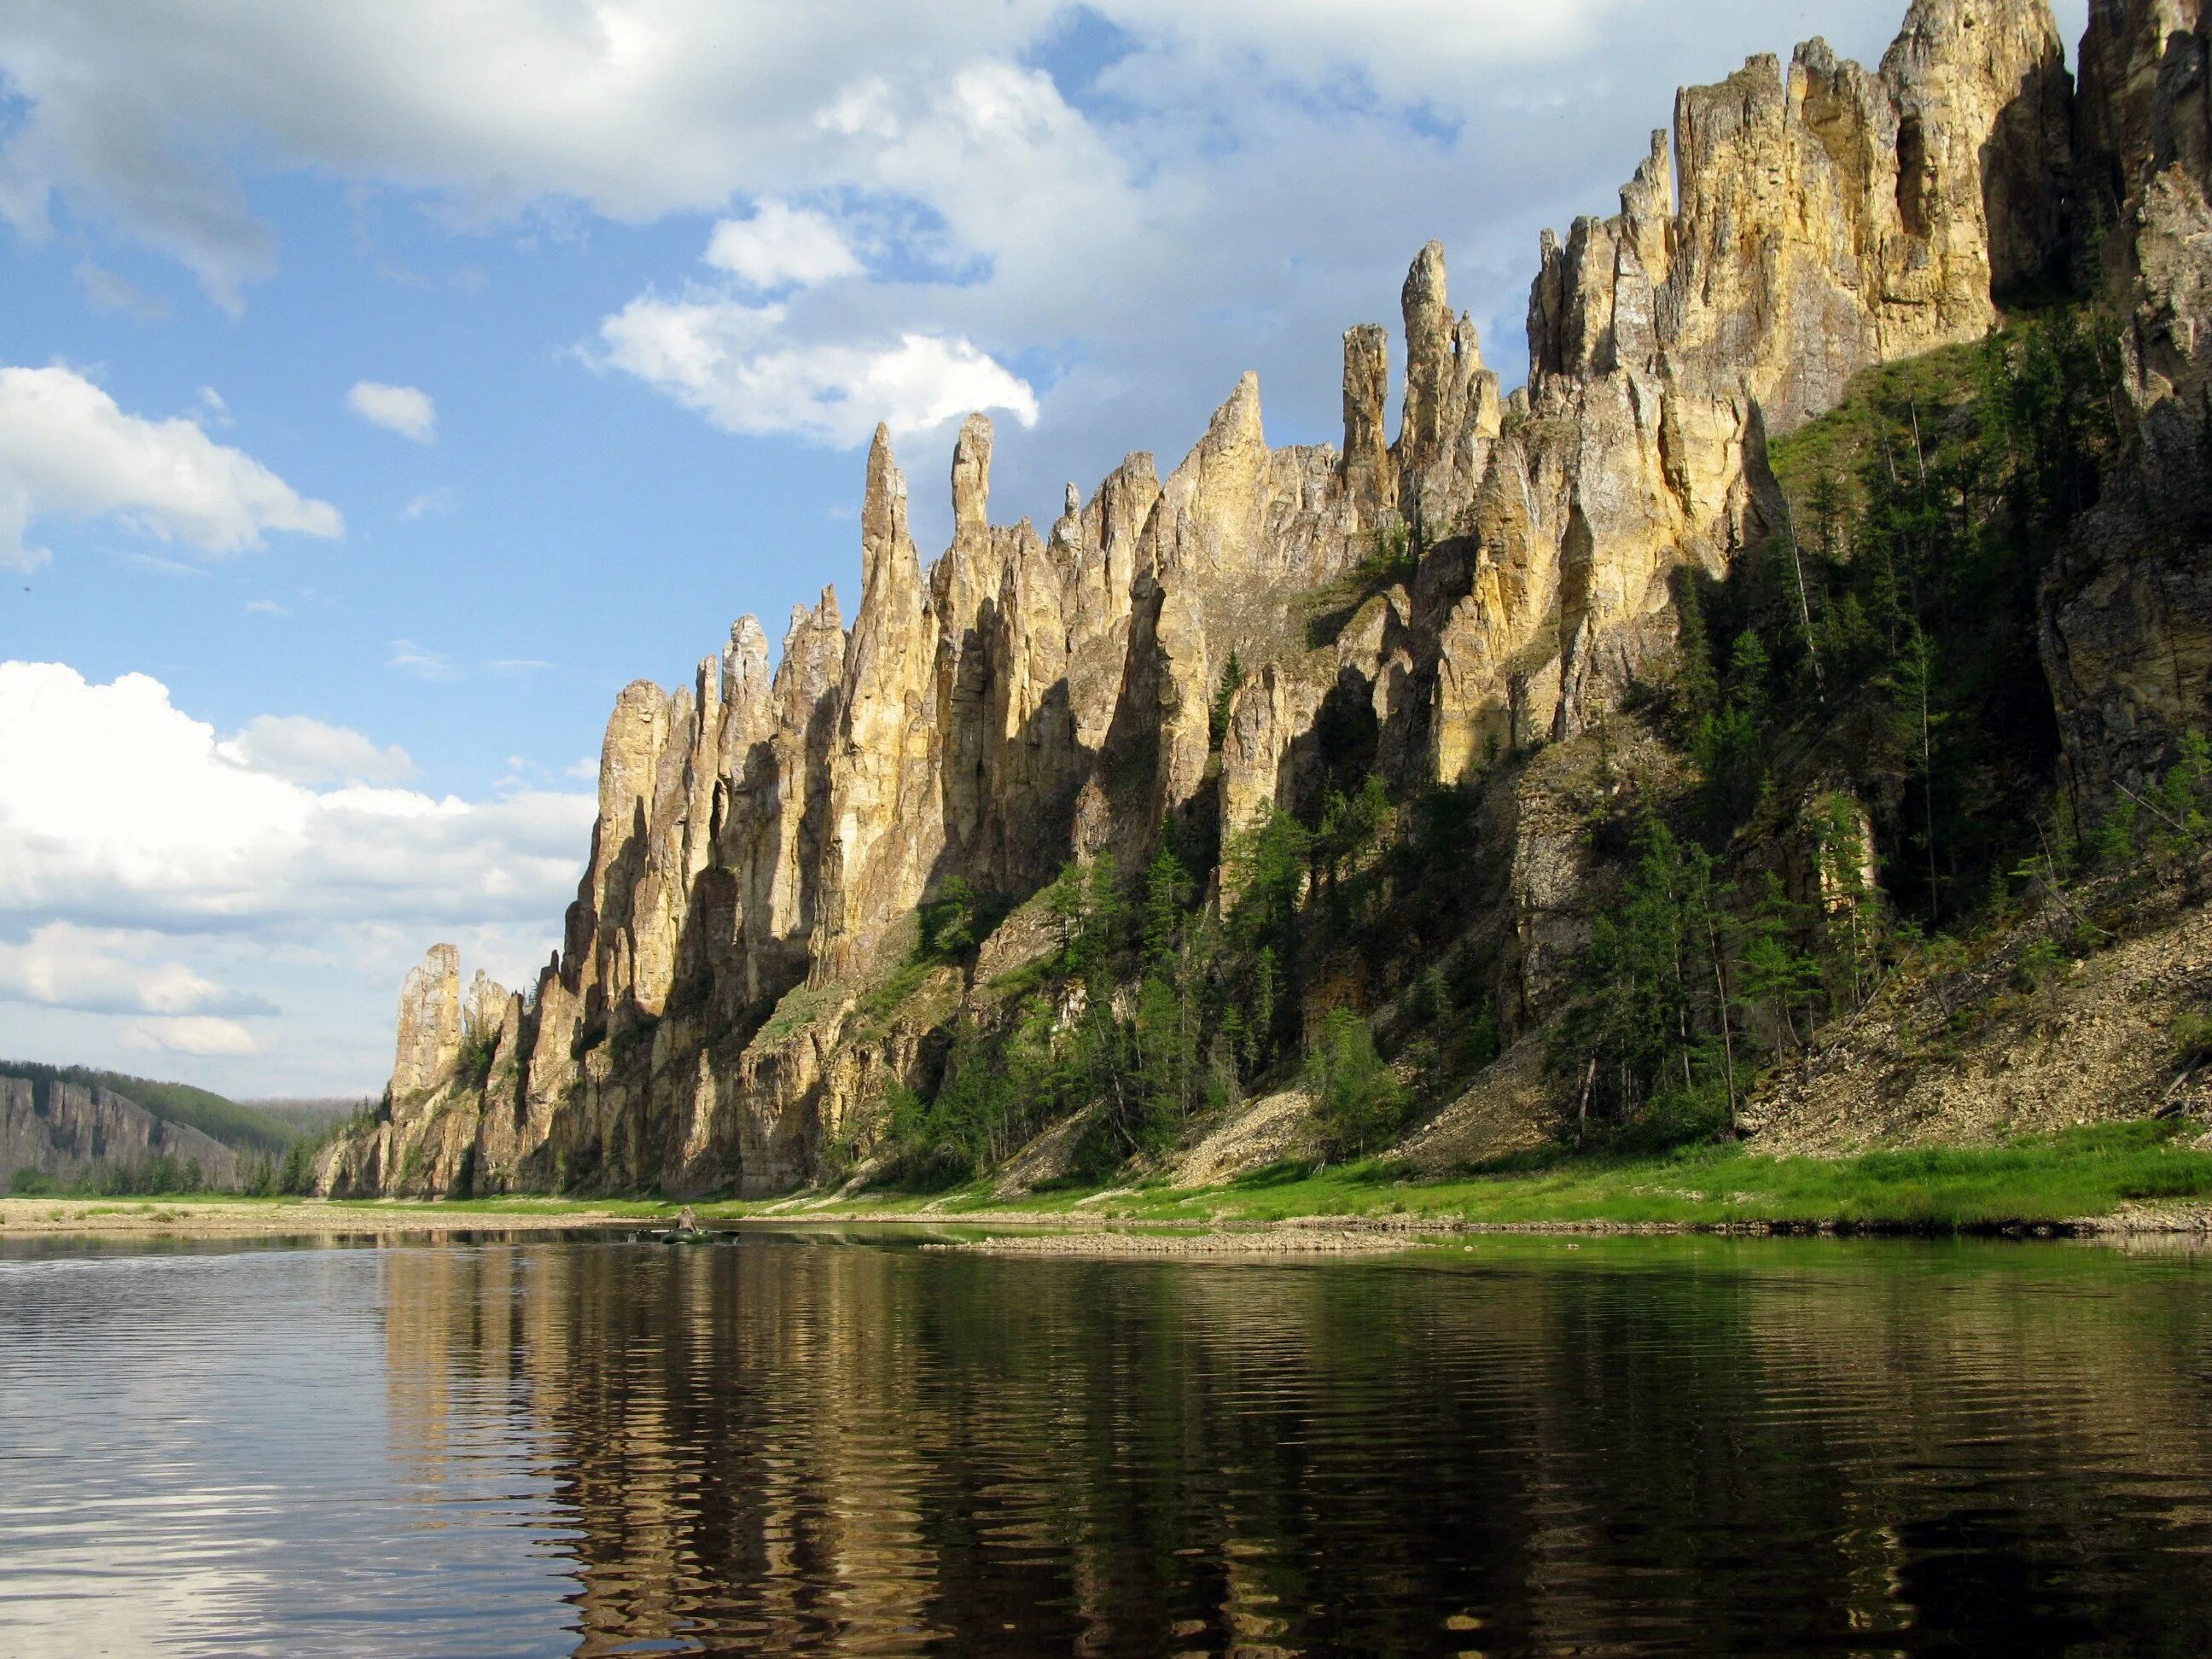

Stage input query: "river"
[{"left": 3, "top": 1230, "right": 2210, "bottom": 1655}]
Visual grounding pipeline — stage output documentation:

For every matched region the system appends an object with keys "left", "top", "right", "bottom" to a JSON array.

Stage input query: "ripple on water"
[{"left": 4, "top": 1235, "right": 2212, "bottom": 1654}]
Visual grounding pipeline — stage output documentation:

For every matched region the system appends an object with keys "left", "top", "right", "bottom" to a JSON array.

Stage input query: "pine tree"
[{"left": 1736, "top": 874, "right": 1819, "bottom": 1056}]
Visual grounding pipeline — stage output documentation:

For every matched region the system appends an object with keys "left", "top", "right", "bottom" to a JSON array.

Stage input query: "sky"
[{"left": 0, "top": 0, "right": 2092, "bottom": 1100}]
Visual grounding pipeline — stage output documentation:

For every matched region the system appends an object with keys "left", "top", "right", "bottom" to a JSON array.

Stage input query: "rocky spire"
[
  {"left": 859, "top": 423, "right": 920, "bottom": 603},
  {"left": 952, "top": 412, "right": 993, "bottom": 543},
  {"left": 1617, "top": 129, "right": 1673, "bottom": 281},
  {"left": 1399, "top": 241, "right": 1452, "bottom": 468},
  {"left": 392, "top": 944, "right": 462, "bottom": 1097},
  {"left": 715, "top": 614, "right": 775, "bottom": 785},
  {"left": 463, "top": 968, "right": 509, "bottom": 1050},
  {"left": 818, "top": 428, "right": 943, "bottom": 980},
  {"left": 1342, "top": 323, "right": 1395, "bottom": 521}
]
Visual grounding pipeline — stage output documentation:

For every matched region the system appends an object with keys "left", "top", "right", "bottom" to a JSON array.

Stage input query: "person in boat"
[{"left": 675, "top": 1205, "right": 697, "bottom": 1235}]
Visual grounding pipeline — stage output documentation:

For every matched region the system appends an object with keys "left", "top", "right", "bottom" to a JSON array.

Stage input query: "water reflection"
[
  {"left": 6, "top": 1234, "right": 2212, "bottom": 1654},
  {"left": 384, "top": 1236, "right": 2212, "bottom": 1656}
]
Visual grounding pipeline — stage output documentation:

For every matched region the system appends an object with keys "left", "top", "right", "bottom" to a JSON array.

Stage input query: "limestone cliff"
[{"left": 323, "top": 0, "right": 2209, "bottom": 1199}]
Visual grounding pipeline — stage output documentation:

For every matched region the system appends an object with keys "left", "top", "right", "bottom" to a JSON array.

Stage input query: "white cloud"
[
  {"left": 597, "top": 294, "right": 1036, "bottom": 445},
  {"left": 0, "top": 923, "right": 271, "bottom": 1016},
  {"left": 0, "top": 0, "right": 1995, "bottom": 490},
  {"left": 705, "top": 200, "right": 862, "bottom": 289},
  {"left": 120, "top": 1016, "right": 259, "bottom": 1057},
  {"left": 346, "top": 380, "right": 436, "bottom": 443},
  {"left": 217, "top": 713, "right": 415, "bottom": 785},
  {"left": 0, "top": 662, "right": 593, "bottom": 931},
  {"left": 387, "top": 639, "right": 459, "bottom": 680},
  {"left": 0, "top": 363, "right": 341, "bottom": 572},
  {"left": 245, "top": 598, "right": 288, "bottom": 615},
  {"left": 400, "top": 487, "right": 453, "bottom": 519}
]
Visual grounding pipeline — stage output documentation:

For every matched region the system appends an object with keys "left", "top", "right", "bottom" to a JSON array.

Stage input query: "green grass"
[
  {"left": 754, "top": 981, "right": 846, "bottom": 1044},
  {"left": 688, "top": 1120, "right": 2212, "bottom": 1232},
  {"left": 30, "top": 1121, "right": 2208, "bottom": 1235},
  {"left": 1767, "top": 339, "right": 1982, "bottom": 516}
]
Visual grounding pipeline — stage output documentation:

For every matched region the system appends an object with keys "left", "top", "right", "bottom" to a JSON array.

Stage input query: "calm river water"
[{"left": 4, "top": 1230, "right": 2212, "bottom": 1656}]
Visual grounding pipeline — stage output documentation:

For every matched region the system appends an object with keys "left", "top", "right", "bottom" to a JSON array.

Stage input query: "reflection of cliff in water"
[{"left": 380, "top": 1239, "right": 2212, "bottom": 1656}]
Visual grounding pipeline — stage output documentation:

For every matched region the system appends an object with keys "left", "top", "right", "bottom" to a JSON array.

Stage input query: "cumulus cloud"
[
  {"left": 597, "top": 294, "right": 1036, "bottom": 444},
  {"left": 705, "top": 200, "right": 862, "bottom": 289},
  {"left": 0, "top": 661, "right": 593, "bottom": 930},
  {"left": 0, "top": 364, "right": 342, "bottom": 571},
  {"left": 346, "top": 379, "right": 436, "bottom": 443},
  {"left": 120, "top": 1016, "right": 259, "bottom": 1057},
  {"left": 0, "top": 0, "right": 1966, "bottom": 441},
  {"left": 217, "top": 713, "right": 415, "bottom": 785},
  {"left": 0, "top": 923, "right": 273, "bottom": 1016}
]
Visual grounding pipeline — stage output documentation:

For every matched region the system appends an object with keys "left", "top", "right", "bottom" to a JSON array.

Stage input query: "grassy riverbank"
[
  {"left": 12, "top": 1121, "right": 2211, "bottom": 1236},
  {"left": 744, "top": 1120, "right": 2212, "bottom": 1232}
]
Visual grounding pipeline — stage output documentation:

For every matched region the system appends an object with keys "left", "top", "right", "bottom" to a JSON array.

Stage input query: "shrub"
[
  {"left": 1615, "top": 1083, "right": 1733, "bottom": 1154},
  {"left": 1306, "top": 1009, "right": 1406, "bottom": 1162},
  {"left": 2014, "top": 937, "right": 2065, "bottom": 991}
]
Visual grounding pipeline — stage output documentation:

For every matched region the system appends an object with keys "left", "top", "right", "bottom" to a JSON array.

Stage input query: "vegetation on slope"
[
  {"left": 853, "top": 298, "right": 2212, "bottom": 1202},
  {"left": 1539, "top": 302, "right": 2166, "bottom": 1149}
]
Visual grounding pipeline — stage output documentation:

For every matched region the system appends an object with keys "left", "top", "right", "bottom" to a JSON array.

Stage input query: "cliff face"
[
  {"left": 324, "top": 0, "right": 2205, "bottom": 1200},
  {"left": 2043, "top": 0, "right": 2212, "bottom": 803},
  {"left": 1, "top": 1075, "right": 240, "bottom": 1189}
]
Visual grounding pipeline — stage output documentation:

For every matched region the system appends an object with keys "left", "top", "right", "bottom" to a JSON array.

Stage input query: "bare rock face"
[
  {"left": 391, "top": 945, "right": 462, "bottom": 1098},
  {"left": 2045, "top": 0, "right": 2212, "bottom": 802},
  {"left": 463, "top": 970, "right": 508, "bottom": 1049},
  {"left": 1, "top": 1074, "right": 240, "bottom": 1188},
  {"left": 814, "top": 426, "right": 942, "bottom": 982},
  {"left": 331, "top": 0, "right": 2201, "bottom": 1202},
  {"left": 1341, "top": 324, "right": 1395, "bottom": 522}
]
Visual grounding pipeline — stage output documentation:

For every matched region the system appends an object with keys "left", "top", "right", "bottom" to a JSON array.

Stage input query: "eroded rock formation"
[{"left": 325, "top": 0, "right": 2211, "bottom": 1200}]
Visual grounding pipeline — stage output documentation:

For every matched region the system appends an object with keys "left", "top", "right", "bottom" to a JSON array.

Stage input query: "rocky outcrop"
[
  {"left": 390, "top": 945, "right": 462, "bottom": 1097},
  {"left": 2044, "top": 0, "right": 2212, "bottom": 806},
  {"left": 1, "top": 1074, "right": 239, "bottom": 1188},
  {"left": 1434, "top": 0, "right": 2071, "bottom": 783},
  {"left": 329, "top": 0, "right": 2209, "bottom": 1201}
]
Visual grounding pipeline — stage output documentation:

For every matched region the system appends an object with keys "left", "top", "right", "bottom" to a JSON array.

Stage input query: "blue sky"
[{"left": 0, "top": 0, "right": 2089, "bottom": 1097}]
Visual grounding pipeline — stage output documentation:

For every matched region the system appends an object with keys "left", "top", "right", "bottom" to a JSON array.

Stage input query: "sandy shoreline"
[
  {"left": 0, "top": 1196, "right": 648, "bottom": 1237},
  {"left": 5, "top": 1195, "right": 2210, "bottom": 1249}
]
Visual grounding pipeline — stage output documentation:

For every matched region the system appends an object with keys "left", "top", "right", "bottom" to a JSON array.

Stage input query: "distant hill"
[
  {"left": 242, "top": 1097, "right": 375, "bottom": 1142},
  {"left": 0, "top": 1062, "right": 314, "bottom": 1158}
]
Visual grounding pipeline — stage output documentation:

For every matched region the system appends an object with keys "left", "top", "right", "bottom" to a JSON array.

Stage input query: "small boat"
[{"left": 632, "top": 1226, "right": 734, "bottom": 1245}]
